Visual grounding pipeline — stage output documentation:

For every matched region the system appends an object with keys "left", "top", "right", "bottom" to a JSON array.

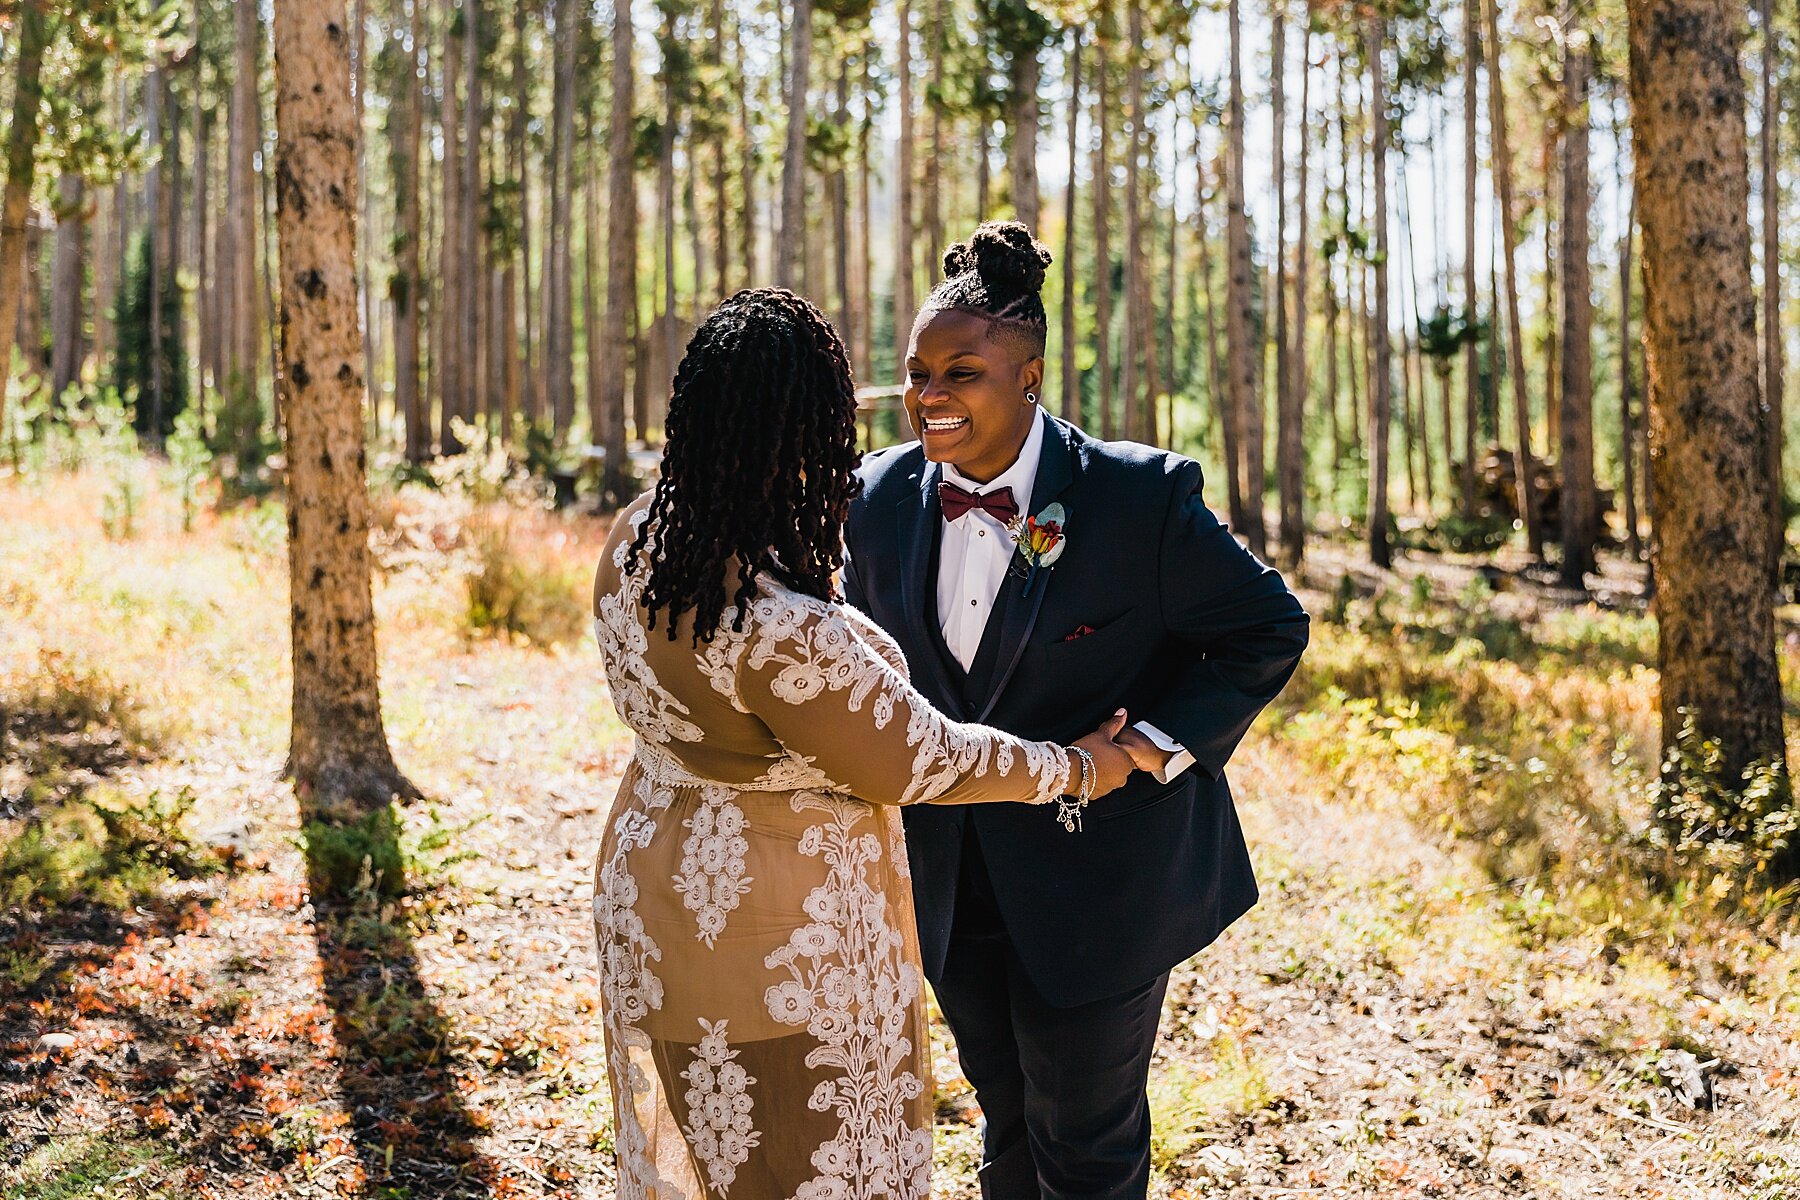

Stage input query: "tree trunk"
[
  {"left": 833, "top": 57, "right": 853, "bottom": 356},
  {"left": 1276, "top": 5, "right": 1306, "bottom": 566},
  {"left": 437, "top": 0, "right": 464, "bottom": 450},
  {"left": 1060, "top": 30, "right": 1082, "bottom": 421},
  {"left": 1092, "top": 36, "right": 1113, "bottom": 438},
  {"left": 1226, "top": 0, "right": 1264, "bottom": 553},
  {"left": 600, "top": 0, "right": 637, "bottom": 503},
  {"left": 776, "top": 0, "right": 812, "bottom": 289},
  {"left": 1559, "top": 34, "right": 1597, "bottom": 587},
  {"left": 1630, "top": 0, "right": 1792, "bottom": 868},
  {"left": 895, "top": 0, "right": 916, "bottom": 380},
  {"left": 1620, "top": 188, "right": 1641, "bottom": 561},
  {"left": 736, "top": 14, "right": 757, "bottom": 287},
  {"left": 1198, "top": 139, "right": 1236, "bottom": 522},
  {"left": 1765, "top": 0, "right": 1786, "bottom": 580},
  {"left": 1366, "top": 13, "right": 1394, "bottom": 568},
  {"left": 547, "top": 0, "right": 575, "bottom": 440},
  {"left": 396, "top": 0, "right": 426, "bottom": 462},
  {"left": 1010, "top": 36, "right": 1040, "bottom": 232},
  {"left": 0, "top": 0, "right": 50, "bottom": 417},
  {"left": 462, "top": 0, "right": 484, "bottom": 431},
  {"left": 1462, "top": 0, "right": 1480, "bottom": 514},
  {"left": 1484, "top": 0, "right": 1541, "bottom": 555},
  {"left": 271, "top": 0, "right": 410, "bottom": 811},
  {"left": 660, "top": 4, "right": 679, "bottom": 442},
  {"left": 227, "top": 0, "right": 261, "bottom": 402},
  {"left": 50, "top": 172, "right": 86, "bottom": 402},
  {"left": 1121, "top": 0, "right": 1144, "bottom": 443},
  {"left": 925, "top": 0, "right": 945, "bottom": 281},
  {"left": 856, "top": 40, "right": 874, "bottom": 384}
]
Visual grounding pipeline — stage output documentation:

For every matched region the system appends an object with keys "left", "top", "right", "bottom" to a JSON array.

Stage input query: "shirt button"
[
  {"left": 978, "top": 529, "right": 986, "bottom": 537},
  {"left": 970, "top": 599, "right": 978, "bottom": 607}
]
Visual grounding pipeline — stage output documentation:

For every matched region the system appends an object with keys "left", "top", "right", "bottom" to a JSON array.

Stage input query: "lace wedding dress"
[{"left": 590, "top": 510, "right": 1070, "bottom": 1200}]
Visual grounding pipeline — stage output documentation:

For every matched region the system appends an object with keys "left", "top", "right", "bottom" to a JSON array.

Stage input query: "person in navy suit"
[{"left": 843, "top": 222, "right": 1309, "bottom": 1200}]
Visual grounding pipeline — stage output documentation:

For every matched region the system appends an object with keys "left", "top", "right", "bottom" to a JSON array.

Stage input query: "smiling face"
[{"left": 904, "top": 308, "right": 1045, "bottom": 484}]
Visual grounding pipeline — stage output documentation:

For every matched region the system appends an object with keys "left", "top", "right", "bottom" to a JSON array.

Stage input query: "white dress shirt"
[{"left": 934, "top": 415, "right": 1196, "bottom": 785}]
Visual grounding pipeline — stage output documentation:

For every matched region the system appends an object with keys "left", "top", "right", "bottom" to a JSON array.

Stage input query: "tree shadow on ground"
[{"left": 302, "top": 798, "right": 499, "bottom": 1198}]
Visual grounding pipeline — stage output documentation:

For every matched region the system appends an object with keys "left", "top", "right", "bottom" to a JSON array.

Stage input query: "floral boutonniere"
[{"left": 1007, "top": 502, "right": 1068, "bottom": 597}]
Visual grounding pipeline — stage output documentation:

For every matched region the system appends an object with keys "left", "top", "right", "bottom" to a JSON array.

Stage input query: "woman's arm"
[{"left": 734, "top": 599, "right": 1073, "bottom": 807}]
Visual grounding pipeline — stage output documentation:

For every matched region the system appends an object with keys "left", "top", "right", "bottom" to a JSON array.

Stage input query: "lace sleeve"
[{"left": 733, "top": 596, "right": 1070, "bottom": 807}]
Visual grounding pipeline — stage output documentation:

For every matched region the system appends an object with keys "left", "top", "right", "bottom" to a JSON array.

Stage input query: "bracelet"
[{"left": 1057, "top": 747, "right": 1094, "bottom": 833}]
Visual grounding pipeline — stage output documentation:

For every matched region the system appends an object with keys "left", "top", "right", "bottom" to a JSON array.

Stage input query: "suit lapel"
[
  {"left": 973, "top": 413, "right": 1079, "bottom": 723},
  {"left": 895, "top": 460, "right": 962, "bottom": 706}
]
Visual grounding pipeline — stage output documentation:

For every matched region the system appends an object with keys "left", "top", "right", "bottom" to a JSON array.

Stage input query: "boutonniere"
[{"left": 1006, "top": 502, "right": 1068, "bottom": 597}]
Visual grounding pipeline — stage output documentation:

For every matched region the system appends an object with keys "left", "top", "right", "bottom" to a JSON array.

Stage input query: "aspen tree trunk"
[
  {"left": 1559, "top": 33, "right": 1597, "bottom": 587},
  {"left": 1462, "top": 0, "right": 1480, "bottom": 514},
  {"left": 1630, "top": 0, "right": 1792, "bottom": 874},
  {"left": 1484, "top": 0, "right": 1542, "bottom": 554},
  {"left": 1226, "top": 0, "right": 1265, "bottom": 554},
  {"left": 1060, "top": 30, "right": 1082, "bottom": 422},
  {"left": 1092, "top": 37, "right": 1114, "bottom": 438},
  {"left": 776, "top": 0, "right": 813, "bottom": 289},
  {"left": 600, "top": 0, "right": 637, "bottom": 503},
  {"left": 1367, "top": 13, "right": 1394, "bottom": 568},
  {"left": 271, "top": 0, "right": 412, "bottom": 812},
  {"left": 895, "top": 0, "right": 916, "bottom": 377}
]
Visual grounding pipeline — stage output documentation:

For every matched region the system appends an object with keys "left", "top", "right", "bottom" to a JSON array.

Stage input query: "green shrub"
[
  {"left": 1649, "top": 710, "right": 1797, "bottom": 901},
  {"left": 301, "top": 805, "right": 407, "bottom": 899},
  {"left": 0, "top": 787, "right": 219, "bottom": 912},
  {"left": 463, "top": 513, "right": 589, "bottom": 646}
]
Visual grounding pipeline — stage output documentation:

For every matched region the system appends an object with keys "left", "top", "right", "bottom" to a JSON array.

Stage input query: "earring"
[{"left": 1025, "top": 392, "right": 1038, "bottom": 406}]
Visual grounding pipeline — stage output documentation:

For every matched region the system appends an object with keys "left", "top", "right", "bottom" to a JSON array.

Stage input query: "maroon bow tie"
[{"left": 938, "top": 481, "right": 1019, "bottom": 525}]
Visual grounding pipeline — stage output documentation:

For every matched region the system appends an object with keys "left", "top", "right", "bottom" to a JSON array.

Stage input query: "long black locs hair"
[{"left": 626, "top": 287, "right": 862, "bottom": 644}]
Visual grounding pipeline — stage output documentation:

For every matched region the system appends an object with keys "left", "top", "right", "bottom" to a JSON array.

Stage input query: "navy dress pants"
[{"left": 932, "top": 826, "right": 1172, "bottom": 1200}]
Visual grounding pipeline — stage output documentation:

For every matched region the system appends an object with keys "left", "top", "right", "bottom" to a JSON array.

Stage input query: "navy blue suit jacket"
[{"left": 842, "top": 412, "right": 1309, "bottom": 1008}]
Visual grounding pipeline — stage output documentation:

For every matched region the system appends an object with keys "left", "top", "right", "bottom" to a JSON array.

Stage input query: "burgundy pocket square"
[{"left": 1061, "top": 624, "right": 1097, "bottom": 643}]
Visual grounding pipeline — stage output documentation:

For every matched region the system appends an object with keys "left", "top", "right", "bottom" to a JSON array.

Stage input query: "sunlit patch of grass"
[
  {"left": 1148, "top": 1032, "right": 1279, "bottom": 1172},
  {"left": 0, "top": 1132, "right": 180, "bottom": 1199},
  {"left": 0, "top": 785, "right": 222, "bottom": 913}
]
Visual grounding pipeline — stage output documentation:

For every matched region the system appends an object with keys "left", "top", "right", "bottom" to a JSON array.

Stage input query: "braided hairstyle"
[
  {"left": 917, "top": 220, "right": 1053, "bottom": 359},
  {"left": 626, "top": 288, "right": 862, "bottom": 644}
]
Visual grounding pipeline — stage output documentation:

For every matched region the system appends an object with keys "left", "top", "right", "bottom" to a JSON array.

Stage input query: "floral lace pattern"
[
  {"left": 674, "top": 787, "right": 753, "bottom": 947},
  {"left": 680, "top": 1018, "right": 759, "bottom": 1194},
  {"left": 763, "top": 792, "right": 933, "bottom": 1200}
]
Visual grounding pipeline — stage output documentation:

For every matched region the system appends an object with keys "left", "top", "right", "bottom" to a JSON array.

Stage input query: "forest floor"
[{"left": 3, "top": 460, "right": 1799, "bottom": 1200}]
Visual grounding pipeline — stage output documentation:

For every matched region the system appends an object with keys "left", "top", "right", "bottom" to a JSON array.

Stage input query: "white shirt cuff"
[{"left": 1132, "top": 721, "right": 1196, "bottom": 785}]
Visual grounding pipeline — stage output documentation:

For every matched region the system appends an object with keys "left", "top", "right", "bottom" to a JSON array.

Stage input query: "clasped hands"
[{"left": 1068, "top": 711, "right": 1178, "bottom": 801}]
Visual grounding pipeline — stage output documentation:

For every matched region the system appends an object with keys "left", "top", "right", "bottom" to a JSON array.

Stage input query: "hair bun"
[{"left": 941, "top": 220, "right": 1052, "bottom": 295}]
